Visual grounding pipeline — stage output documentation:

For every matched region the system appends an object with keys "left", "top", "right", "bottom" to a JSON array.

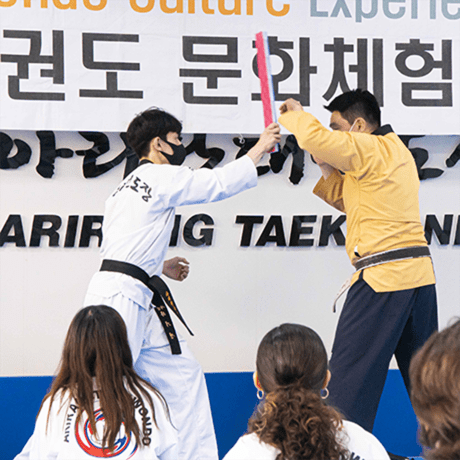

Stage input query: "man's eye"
[{"left": 178, "top": 136, "right": 183, "bottom": 141}]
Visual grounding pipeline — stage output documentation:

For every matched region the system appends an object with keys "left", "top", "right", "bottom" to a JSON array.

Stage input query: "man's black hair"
[
  {"left": 325, "top": 89, "right": 381, "bottom": 128},
  {"left": 126, "top": 108, "right": 182, "bottom": 159}
]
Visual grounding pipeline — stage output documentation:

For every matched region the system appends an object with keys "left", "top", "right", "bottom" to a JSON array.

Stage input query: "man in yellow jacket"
[{"left": 279, "top": 89, "right": 437, "bottom": 432}]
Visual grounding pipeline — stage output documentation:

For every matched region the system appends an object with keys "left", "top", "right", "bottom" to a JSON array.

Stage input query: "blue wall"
[{"left": 0, "top": 370, "right": 422, "bottom": 460}]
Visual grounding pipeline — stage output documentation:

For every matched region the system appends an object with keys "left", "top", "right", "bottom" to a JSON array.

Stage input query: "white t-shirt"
[
  {"left": 223, "top": 420, "right": 390, "bottom": 460},
  {"left": 85, "top": 155, "right": 257, "bottom": 309},
  {"left": 15, "top": 387, "right": 178, "bottom": 460}
]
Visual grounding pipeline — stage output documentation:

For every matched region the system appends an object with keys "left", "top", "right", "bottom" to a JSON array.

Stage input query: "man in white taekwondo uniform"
[{"left": 84, "top": 108, "right": 281, "bottom": 460}]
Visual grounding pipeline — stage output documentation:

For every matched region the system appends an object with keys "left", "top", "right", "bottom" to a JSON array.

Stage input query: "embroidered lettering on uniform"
[
  {"left": 64, "top": 414, "right": 74, "bottom": 442},
  {"left": 69, "top": 403, "right": 78, "bottom": 413},
  {"left": 133, "top": 396, "right": 142, "bottom": 409},
  {"left": 64, "top": 402, "right": 79, "bottom": 442},
  {"left": 64, "top": 415, "right": 73, "bottom": 442},
  {"left": 137, "top": 401, "right": 152, "bottom": 446}
]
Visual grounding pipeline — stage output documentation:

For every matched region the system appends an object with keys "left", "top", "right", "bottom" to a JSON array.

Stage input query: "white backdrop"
[{"left": 1, "top": 130, "right": 459, "bottom": 377}]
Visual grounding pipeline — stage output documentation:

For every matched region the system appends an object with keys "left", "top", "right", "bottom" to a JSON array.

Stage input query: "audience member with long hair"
[
  {"left": 224, "top": 323, "right": 389, "bottom": 460},
  {"left": 410, "top": 318, "right": 460, "bottom": 460},
  {"left": 15, "top": 305, "right": 177, "bottom": 459}
]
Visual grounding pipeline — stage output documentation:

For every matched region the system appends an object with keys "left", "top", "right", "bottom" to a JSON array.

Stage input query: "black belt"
[
  {"left": 100, "top": 259, "right": 194, "bottom": 355},
  {"left": 353, "top": 246, "right": 431, "bottom": 271}
]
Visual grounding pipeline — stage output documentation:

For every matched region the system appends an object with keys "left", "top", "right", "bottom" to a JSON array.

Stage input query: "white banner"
[{"left": 0, "top": 0, "right": 459, "bottom": 134}]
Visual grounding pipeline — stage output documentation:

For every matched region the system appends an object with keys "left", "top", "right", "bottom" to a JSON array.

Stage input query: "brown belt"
[
  {"left": 353, "top": 246, "right": 431, "bottom": 271},
  {"left": 333, "top": 246, "right": 431, "bottom": 312}
]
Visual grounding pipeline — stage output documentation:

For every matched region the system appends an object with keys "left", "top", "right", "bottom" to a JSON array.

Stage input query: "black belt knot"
[{"left": 100, "top": 259, "right": 193, "bottom": 355}]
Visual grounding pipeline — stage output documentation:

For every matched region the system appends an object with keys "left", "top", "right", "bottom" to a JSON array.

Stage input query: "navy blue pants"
[{"left": 327, "top": 277, "right": 438, "bottom": 432}]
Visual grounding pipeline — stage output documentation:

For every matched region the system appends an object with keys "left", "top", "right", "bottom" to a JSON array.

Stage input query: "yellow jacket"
[{"left": 279, "top": 110, "right": 435, "bottom": 292}]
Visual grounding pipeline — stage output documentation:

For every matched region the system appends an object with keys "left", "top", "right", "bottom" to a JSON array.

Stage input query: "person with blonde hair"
[
  {"left": 224, "top": 323, "right": 389, "bottom": 460},
  {"left": 410, "top": 318, "right": 460, "bottom": 460},
  {"left": 15, "top": 305, "right": 177, "bottom": 459}
]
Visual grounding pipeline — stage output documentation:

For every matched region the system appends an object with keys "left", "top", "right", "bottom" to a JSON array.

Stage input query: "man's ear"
[
  {"left": 354, "top": 117, "right": 368, "bottom": 132},
  {"left": 150, "top": 136, "right": 162, "bottom": 152},
  {"left": 355, "top": 117, "right": 376, "bottom": 133}
]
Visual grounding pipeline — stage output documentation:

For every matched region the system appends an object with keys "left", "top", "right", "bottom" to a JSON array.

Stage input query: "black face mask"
[{"left": 160, "top": 139, "right": 187, "bottom": 166}]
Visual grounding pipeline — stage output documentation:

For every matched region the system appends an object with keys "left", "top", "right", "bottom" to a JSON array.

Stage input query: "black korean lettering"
[
  {"left": 399, "top": 135, "right": 444, "bottom": 180},
  {"left": 77, "top": 132, "right": 128, "bottom": 178},
  {"left": 185, "top": 134, "right": 224, "bottom": 169},
  {"left": 180, "top": 36, "right": 241, "bottom": 105},
  {"left": 270, "top": 135, "right": 305, "bottom": 184},
  {"left": 112, "top": 176, "right": 132, "bottom": 197},
  {"left": 445, "top": 140, "right": 460, "bottom": 169},
  {"left": 120, "top": 133, "right": 139, "bottom": 179},
  {"left": 140, "top": 183, "right": 152, "bottom": 202},
  {"left": 233, "top": 135, "right": 305, "bottom": 183},
  {"left": 0, "top": 132, "right": 32, "bottom": 169},
  {"left": 395, "top": 39, "right": 452, "bottom": 107},
  {"left": 1, "top": 30, "right": 64, "bottom": 101},
  {"left": 130, "top": 176, "right": 141, "bottom": 192},
  {"left": 80, "top": 33, "right": 143, "bottom": 99},
  {"left": 323, "top": 37, "right": 384, "bottom": 106},
  {"left": 36, "top": 131, "right": 73, "bottom": 179},
  {"left": 252, "top": 37, "right": 317, "bottom": 106}
]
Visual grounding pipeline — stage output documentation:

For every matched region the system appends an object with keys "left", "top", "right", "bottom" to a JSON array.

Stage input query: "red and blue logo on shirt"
[{"left": 75, "top": 408, "right": 138, "bottom": 458}]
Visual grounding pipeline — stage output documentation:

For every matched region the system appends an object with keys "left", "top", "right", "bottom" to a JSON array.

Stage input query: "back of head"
[
  {"left": 325, "top": 89, "right": 381, "bottom": 129},
  {"left": 410, "top": 319, "right": 460, "bottom": 460},
  {"left": 45, "top": 305, "right": 162, "bottom": 452},
  {"left": 62, "top": 304, "right": 132, "bottom": 382},
  {"left": 126, "top": 108, "right": 182, "bottom": 159},
  {"left": 249, "top": 324, "right": 347, "bottom": 460},
  {"left": 257, "top": 323, "right": 328, "bottom": 393}
]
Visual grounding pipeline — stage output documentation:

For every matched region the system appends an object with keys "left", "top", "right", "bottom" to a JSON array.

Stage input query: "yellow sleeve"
[
  {"left": 313, "top": 169, "right": 345, "bottom": 212},
  {"left": 279, "top": 110, "right": 377, "bottom": 175}
]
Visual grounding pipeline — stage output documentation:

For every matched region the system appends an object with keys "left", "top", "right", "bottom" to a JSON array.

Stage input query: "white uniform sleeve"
[
  {"left": 223, "top": 433, "right": 279, "bottom": 460},
  {"left": 14, "top": 398, "right": 59, "bottom": 460},
  {"left": 14, "top": 436, "right": 33, "bottom": 460},
  {"left": 342, "top": 421, "right": 390, "bottom": 460},
  {"left": 165, "top": 155, "right": 257, "bottom": 208}
]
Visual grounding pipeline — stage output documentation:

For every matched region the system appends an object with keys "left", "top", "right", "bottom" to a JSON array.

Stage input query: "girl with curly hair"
[
  {"left": 224, "top": 323, "right": 389, "bottom": 460},
  {"left": 410, "top": 318, "right": 460, "bottom": 460},
  {"left": 15, "top": 305, "right": 177, "bottom": 459}
]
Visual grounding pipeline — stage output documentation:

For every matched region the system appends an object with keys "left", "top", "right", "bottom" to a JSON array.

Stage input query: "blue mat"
[{"left": 0, "top": 370, "right": 423, "bottom": 460}]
